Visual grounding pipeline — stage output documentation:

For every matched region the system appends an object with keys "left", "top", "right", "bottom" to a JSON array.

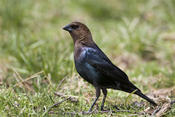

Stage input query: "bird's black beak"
[{"left": 63, "top": 24, "right": 72, "bottom": 32}]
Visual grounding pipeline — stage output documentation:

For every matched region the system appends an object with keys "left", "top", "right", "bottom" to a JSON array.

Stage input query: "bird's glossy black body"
[
  {"left": 74, "top": 44, "right": 138, "bottom": 92},
  {"left": 63, "top": 22, "right": 157, "bottom": 112}
]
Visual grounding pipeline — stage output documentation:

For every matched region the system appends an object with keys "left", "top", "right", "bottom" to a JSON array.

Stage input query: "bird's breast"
[
  {"left": 75, "top": 61, "right": 99, "bottom": 85},
  {"left": 74, "top": 49, "right": 99, "bottom": 85}
]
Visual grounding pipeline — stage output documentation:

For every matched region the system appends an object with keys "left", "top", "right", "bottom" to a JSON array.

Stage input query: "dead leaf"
[
  {"left": 155, "top": 103, "right": 171, "bottom": 117},
  {"left": 144, "top": 88, "right": 174, "bottom": 116}
]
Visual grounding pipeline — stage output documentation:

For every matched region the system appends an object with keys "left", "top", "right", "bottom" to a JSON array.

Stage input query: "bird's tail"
[{"left": 135, "top": 90, "right": 157, "bottom": 106}]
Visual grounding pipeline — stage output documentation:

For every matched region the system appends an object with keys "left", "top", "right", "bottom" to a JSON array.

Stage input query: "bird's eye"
[{"left": 71, "top": 25, "right": 79, "bottom": 29}]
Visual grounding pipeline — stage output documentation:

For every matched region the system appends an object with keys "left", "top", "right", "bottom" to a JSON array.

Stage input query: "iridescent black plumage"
[{"left": 63, "top": 22, "right": 157, "bottom": 112}]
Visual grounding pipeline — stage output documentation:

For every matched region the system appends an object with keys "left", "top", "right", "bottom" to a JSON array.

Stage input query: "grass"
[{"left": 0, "top": 0, "right": 175, "bottom": 116}]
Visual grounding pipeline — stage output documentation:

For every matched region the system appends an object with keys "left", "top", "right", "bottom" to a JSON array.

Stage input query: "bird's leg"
[
  {"left": 101, "top": 88, "right": 107, "bottom": 111},
  {"left": 87, "top": 87, "right": 101, "bottom": 113}
]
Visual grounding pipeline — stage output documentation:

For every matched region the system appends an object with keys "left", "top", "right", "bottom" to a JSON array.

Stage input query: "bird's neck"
[
  {"left": 75, "top": 40, "right": 94, "bottom": 50},
  {"left": 74, "top": 35, "right": 94, "bottom": 47},
  {"left": 74, "top": 36, "right": 95, "bottom": 59}
]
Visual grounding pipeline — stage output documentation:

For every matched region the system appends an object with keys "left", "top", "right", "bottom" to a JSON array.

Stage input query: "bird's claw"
[
  {"left": 101, "top": 106, "right": 110, "bottom": 112},
  {"left": 101, "top": 107, "right": 105, "bottom": 111}
]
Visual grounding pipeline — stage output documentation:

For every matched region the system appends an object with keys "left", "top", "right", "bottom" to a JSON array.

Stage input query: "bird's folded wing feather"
[{"left": 86, "top": 47, "right": 130, "bottom": 84}]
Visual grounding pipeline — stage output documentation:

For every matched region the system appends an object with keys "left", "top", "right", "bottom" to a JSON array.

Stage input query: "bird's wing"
[{"left": 86, "top": 47, "right": 130, "bottom": 83}]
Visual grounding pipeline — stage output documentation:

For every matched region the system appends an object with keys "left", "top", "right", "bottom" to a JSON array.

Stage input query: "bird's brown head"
[{"left": 63, "top": 22, "right": 93, "bottom": 44}]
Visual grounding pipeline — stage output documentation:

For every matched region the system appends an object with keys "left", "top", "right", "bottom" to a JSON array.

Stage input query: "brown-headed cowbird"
[{"left": 63, "top": 22, "right": 157, "bottom": 112}]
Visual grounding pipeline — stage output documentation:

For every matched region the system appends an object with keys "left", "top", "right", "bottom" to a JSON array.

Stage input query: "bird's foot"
[
  {"left": 113, "top": 105, "right": 120, "bottom": 110},
  {"left": 101, "top": 106, "right": 110, "bottom": 112}
]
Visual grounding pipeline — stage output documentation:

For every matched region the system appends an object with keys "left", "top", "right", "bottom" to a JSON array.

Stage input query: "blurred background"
[{"left": 0, "top": 0, "right": 175, "bottom": 116}]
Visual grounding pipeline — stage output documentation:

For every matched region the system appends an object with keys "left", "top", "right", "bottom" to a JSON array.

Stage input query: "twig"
[
  {"left": 114, "top": 110, "right": 146, "bottom": 115},
  {"left": 113, "top": 105, "right": 146, "bottom": 115},
  {"left": 42, "top": 97, "right": 71, "bottom": 116},
  {"left": 49, "top": 97, "right": 71, "bottom": 108},
  {"left": 48, "top": 111, "right": 79, "bottom": 115},
  {"left": 48, "top": 108, "right": 147, "bottom": 116},
  {"left": 13, "top": 69, "right": 38, "bottom": 91},
  {"left": 57, "top": 76, "right": 67, "bottom": 89},
  {"left": 54, "top": 92, "right": 78, "bottom": 103},
  {"left": 155, "top": 103, "right": 171, "bottom": 117},
  {"left": 14, "top": 71, "right": 44, "bottom": 87}
]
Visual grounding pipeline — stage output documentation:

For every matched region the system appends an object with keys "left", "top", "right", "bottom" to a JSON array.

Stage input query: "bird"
[{"left": 63, "top": 22, "right": 157, "bottom": 112}]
